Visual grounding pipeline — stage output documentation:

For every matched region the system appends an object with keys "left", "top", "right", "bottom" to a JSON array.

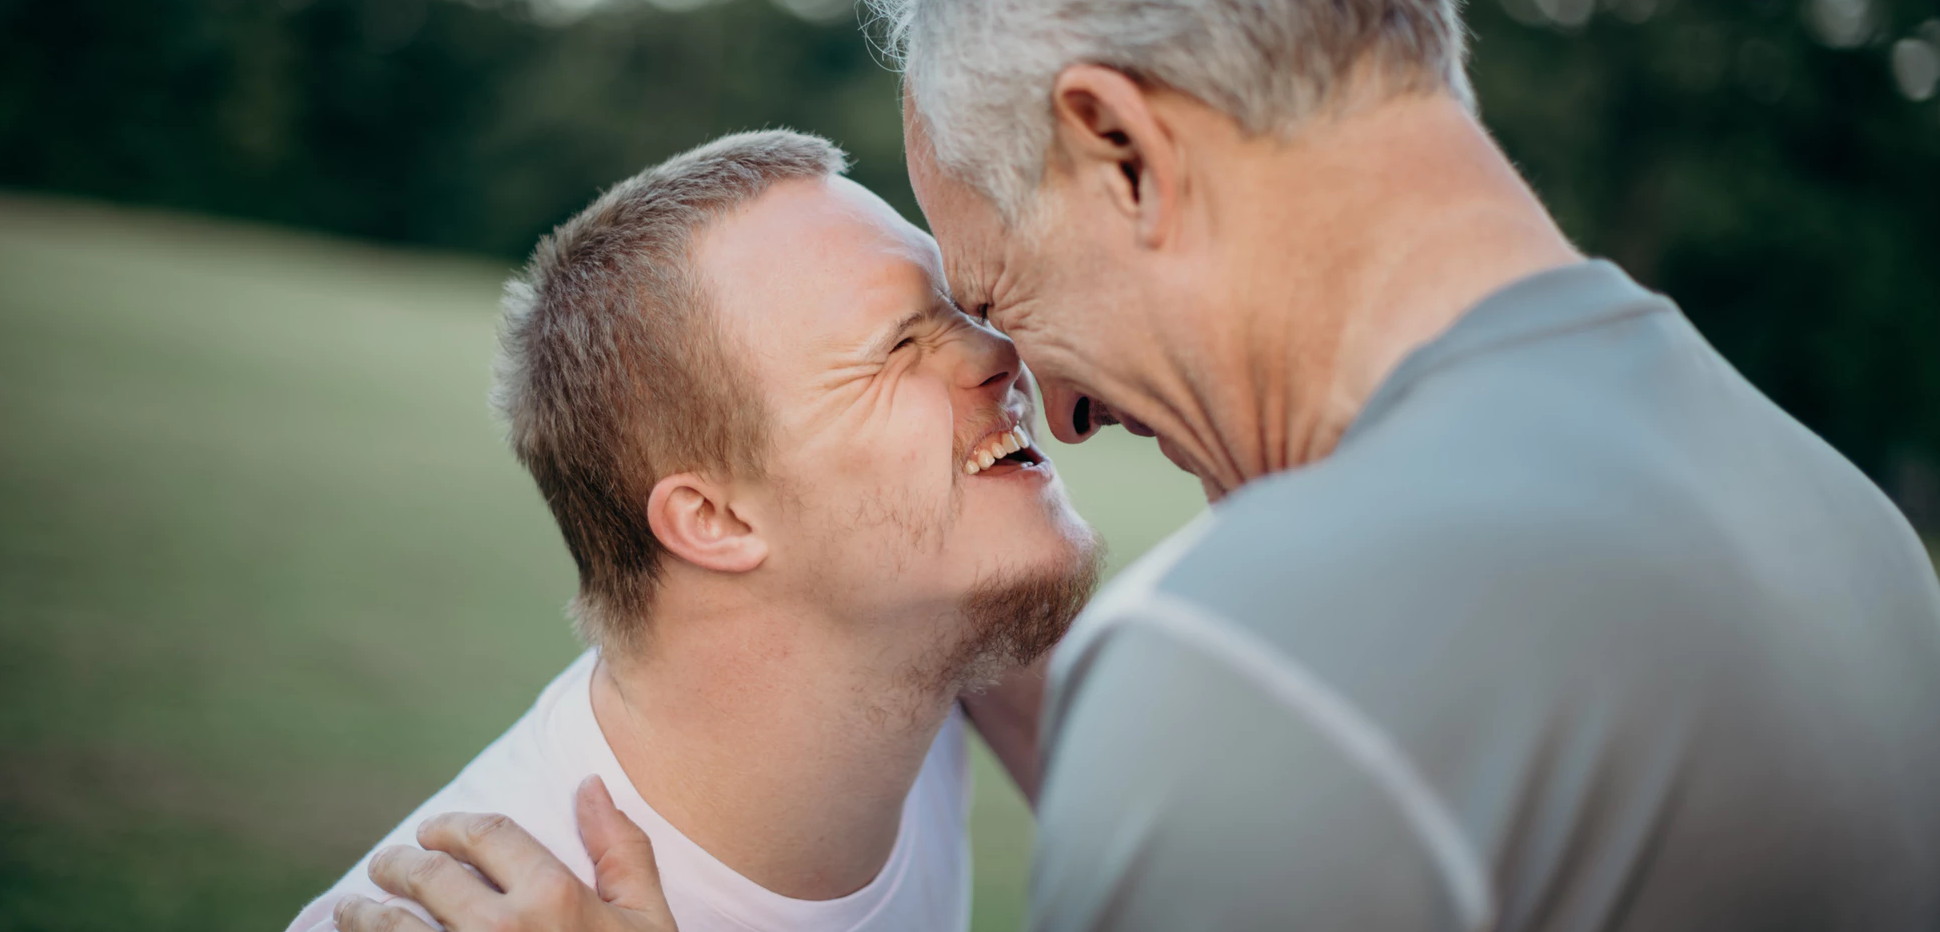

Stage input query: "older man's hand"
[{"left": 334, "top": 776, "right": 678, "bottom": 932}]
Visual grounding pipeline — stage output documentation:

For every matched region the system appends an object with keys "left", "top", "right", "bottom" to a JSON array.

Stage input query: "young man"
[{"left": 291, "top": 130, "right": 1101, "bottom": 932}]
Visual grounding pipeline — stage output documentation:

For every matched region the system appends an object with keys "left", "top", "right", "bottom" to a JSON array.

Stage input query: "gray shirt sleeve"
[{"left": 1029, "top": 614, "right": 1471, "bottom": 932}]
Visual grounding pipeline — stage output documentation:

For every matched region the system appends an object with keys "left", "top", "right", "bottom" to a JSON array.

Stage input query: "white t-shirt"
[{"left": 288, "top": 650, "right": 973, "bottom": 932}]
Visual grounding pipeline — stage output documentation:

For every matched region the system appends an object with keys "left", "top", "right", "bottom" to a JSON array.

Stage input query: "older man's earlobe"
[
  {"left": 646, "top": 474, "right": 768, "bottom": 574},
  {"left": 1049, "top": 63, "right": 1180, "bottom": 248}
]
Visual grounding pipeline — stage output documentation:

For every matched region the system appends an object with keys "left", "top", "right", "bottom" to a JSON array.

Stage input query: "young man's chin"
[{"left": 930, "top": 531, "right": 1106, "bottom": 692}]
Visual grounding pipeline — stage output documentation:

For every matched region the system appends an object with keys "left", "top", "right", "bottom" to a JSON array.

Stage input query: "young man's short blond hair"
[{"left": 494, "top": 130, "right": 849, "bottom": 653}]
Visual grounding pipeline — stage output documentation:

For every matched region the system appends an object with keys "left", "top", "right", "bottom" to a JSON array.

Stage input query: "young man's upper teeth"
[{"left": 964, "top": 426, "right": 1032, "bottom": 475}]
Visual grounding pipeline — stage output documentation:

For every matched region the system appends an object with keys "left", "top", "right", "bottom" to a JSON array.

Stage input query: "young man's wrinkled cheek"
[{"left": 808, "top": 398, "right": 963, "bottom": 547}]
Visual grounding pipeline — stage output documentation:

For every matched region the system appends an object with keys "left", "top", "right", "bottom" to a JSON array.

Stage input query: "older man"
[
  {"left": 306, "top": 129, "right": 1100, "bottom": 932},
  {"left": 343, "top": 1, "right": 1940, "bottom": 930}
]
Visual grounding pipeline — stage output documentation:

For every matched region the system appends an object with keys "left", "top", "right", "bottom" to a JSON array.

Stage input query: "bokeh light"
[{"left": 1892, "top": 30, "right": 1940, "bottom": 101}]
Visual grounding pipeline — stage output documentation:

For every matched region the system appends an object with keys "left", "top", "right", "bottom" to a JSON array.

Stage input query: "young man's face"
[{"left": 696, "top": 175, "right": 1098, "bottom": 685}]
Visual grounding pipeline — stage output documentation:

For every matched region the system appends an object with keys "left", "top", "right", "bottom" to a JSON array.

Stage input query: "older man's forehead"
[
  {"left": 905, "top": 166, "right": 1006, "bottom": 299},
  {"left": 932, "top": 212, "right": 1009, "bottom": 311},
  {"left": 934, "top": 246, "right": 984, "bottom": 306}
]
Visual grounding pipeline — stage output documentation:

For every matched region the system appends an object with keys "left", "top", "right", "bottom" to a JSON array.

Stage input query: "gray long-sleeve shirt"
[{"left": 1032, "top": 261, "right": 1940, "bottom": 931}]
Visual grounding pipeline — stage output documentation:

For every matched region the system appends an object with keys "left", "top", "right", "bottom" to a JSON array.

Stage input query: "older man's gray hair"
[{"left": 870, "top": 0, "right": 1473, "bottom": 220}]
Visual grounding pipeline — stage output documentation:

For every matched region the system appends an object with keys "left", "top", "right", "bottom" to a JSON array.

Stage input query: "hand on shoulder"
[{"left": 333, "top": 776, "right": 679, "bottom": 932}]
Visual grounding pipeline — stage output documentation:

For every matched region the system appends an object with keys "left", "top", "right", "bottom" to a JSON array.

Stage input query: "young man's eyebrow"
[
  {"left": 867, "top": 286, "right": 968, "bottom": 356},
  {"left": 869, "top": 309, "right": 929, "bottom": 357}
]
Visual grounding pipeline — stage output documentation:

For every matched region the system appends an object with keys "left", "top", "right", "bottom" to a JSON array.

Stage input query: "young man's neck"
[
  {"left": 1174, "top": 92, "right": 1581, "bottom": 495},
  {"left": 588, "top": 590, "right": 958, "bottom": 900}
]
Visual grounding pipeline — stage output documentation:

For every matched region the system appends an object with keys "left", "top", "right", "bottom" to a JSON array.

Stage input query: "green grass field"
[{"left": 0, "top": 193, "right": 1209, "bottom": 932}]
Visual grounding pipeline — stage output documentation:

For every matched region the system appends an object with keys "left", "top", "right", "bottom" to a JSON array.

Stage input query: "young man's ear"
[
  {"left": 645, "top": 474, "right": 767, "bottom": 574},
  {"left": 1047, "top": 64, "right": 1180, "bottom": 248}
]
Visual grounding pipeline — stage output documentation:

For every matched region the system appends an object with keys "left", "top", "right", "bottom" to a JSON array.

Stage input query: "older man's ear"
[
  {"left": 646, "top": 474, "right": 768, "bottom": 574},
  {"left": 1047, "top": 63, "right": 1184, "bottom": 250}
]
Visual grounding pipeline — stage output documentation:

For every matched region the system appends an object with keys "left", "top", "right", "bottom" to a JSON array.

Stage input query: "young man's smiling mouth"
[{"left": 961, "top": 422, "right": 1047, "bottom": 477}]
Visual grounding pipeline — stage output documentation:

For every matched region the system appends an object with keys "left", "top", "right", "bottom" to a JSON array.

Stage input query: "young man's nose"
[{"left": 952, "top": 327, "right": 1021, "bottom": 397}]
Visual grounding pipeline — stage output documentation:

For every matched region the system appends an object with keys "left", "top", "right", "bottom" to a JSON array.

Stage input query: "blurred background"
[{"left": 1, "top": 0, "right": 1936, "bottom": 929}]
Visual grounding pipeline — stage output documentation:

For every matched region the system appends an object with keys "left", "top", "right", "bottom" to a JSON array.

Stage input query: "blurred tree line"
[
  {"left": 0, "top": 0, "right": 910, "bottom": 256},
  {"left": 2, "top": 0, "right": 1936, "bottom": 525}
]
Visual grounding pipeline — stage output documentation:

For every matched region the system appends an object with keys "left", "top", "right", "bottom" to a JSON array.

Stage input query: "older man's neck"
[
  {"left": 1194, "top": 92, "right": 1581, "bottom": 491},
  {"left": 587, "top": 596, "right": 956, "bottom": 901}
]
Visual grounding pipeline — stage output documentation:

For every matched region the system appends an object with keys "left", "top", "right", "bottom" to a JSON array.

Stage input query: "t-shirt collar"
[{"left": 1342, "top": 259, "right": 1669, "bottom": 448}]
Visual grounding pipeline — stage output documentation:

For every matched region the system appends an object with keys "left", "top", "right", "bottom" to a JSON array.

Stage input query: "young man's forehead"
[
  {"left": 696, "top": 180, "right": 951, "bottom": 380},
  {"left": 706, "top": 177, "right": 939, "bottom": 279}
]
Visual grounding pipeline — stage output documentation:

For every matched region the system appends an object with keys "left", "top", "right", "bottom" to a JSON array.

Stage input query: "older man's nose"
[{"left": 1044, "top": 384, "right": 1101, "bottom": 445}]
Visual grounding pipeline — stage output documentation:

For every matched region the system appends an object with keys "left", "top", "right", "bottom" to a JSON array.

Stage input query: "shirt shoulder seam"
[{"left": 1089, "top": 590, "right": 1498, "bottom": 932}]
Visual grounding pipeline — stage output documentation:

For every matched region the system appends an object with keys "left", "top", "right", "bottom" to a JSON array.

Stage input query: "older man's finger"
[
  {"left": 416, "top": 811, "right": 564, "bottom": 894},
  {"left": 333, "top": 894, "right": 438, "bottom": 932},
  {"left": 366, "top": 844, "right": 499, "bottom": 925},
  {"left": 576, "top": 775, "right": 672, "bottom": 921}
]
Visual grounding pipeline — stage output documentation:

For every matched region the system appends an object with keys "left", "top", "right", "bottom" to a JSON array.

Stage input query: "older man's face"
[{"left": 904, "top": 107, "right": 1175, "bottom": 467}]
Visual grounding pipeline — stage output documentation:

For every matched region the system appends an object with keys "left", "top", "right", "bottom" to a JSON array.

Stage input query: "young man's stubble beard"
[
  {"left": 920, "top": 526, "right": 1106, "bottom": 695},
  {"left": 876, "top": 451, "right": 1105, "bottom": 693},
  {"left": 798, "top": 456, "right": 1104, "bottom": 696}
]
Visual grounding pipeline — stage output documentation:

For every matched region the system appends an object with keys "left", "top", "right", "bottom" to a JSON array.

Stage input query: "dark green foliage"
[
  {"left": 0, "top": 0, "right": 1933, "bottom": 511},
  {"left": 1472, "top": 0, "right": 1940, "bottom": 519},
  {"left": 0, "top": 0, "right": 917, "bottom": 256}
]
